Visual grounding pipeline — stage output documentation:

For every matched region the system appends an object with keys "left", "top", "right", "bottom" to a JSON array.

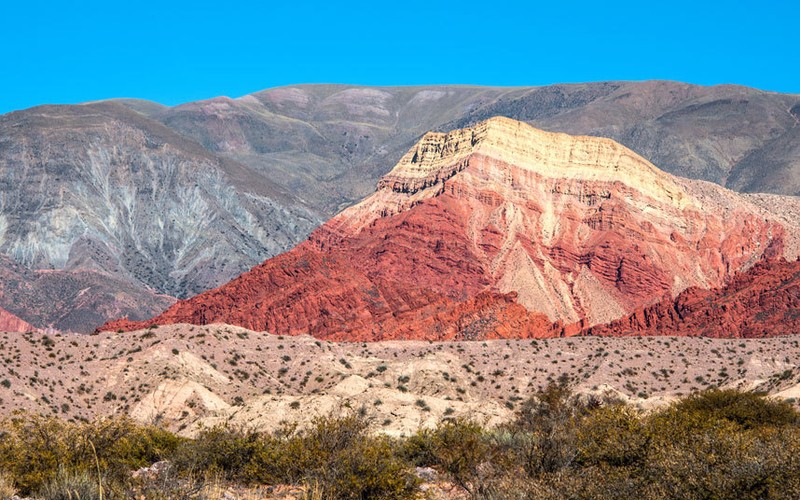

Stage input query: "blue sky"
[{"left": 1, "top": 0, "right": 797, "bottom": 114}]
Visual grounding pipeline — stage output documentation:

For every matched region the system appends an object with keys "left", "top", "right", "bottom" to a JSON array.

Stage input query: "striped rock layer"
[{"left": 102, "top": 117, "right": 800, "bottom": 340}]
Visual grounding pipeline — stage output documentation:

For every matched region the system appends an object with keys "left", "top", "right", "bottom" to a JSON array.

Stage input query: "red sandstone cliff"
[
  {"left": 101, "top": 117, "right": 800, "bottom": 340},
  {"left": 0, "top": 306, "right": 37, "bottom": 333},
  {"left": 584, "top": 258, "right": 800, "bottom": 338}
]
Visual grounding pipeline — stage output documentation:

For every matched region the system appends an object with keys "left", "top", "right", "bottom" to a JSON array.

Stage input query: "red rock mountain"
[
  {"left": 102, "top": 117, "right": 800, "bottom": 340},
  {"left": 584, "top": 257, "right": 800, "bottom": 338}
]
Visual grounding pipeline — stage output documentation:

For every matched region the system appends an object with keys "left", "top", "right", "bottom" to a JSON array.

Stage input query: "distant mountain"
[
  {"left": 102, "top": 118, "right": 800, "bottom": 340},
  {"left": 0, "top": 253, "right": 174, "bottom": 333},
  {"left": 0, "top": 102, "right": 318, "bottom": 331},
  {"left": 2, "top": 81, "right": 799, "bottom": 331},
  {"left": 147, "top": 81, "right": 800, "bottom": 216}
]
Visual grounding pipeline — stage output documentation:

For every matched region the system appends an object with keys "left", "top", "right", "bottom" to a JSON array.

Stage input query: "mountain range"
[
  {"left": 103, "top": 117, "right": 800, "bottom": 340},
  {"left": 2, "top": 81, "right": 799, "bottom": 332}
]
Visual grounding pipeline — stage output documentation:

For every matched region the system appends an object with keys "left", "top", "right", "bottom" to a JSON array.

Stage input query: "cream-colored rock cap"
[{"left": 390, "top": 116, "right": 691, "bottom": 209}]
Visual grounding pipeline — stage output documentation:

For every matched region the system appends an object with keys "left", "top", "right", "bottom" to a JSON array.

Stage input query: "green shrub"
[
  {"left": 577, "top": 404, "right": 647, "bottom": 467},
  {"left": 174, "top": 414, "right": 418, "bottom": 499},
  {"left": 171, "top": 425, "right": 264, "bottom": 482},
  {"left": 668, "top": 389, "right": 799, "bottom": 429},
  {"left": 402, "top": 418, "right": 491, "bottom": 494},
  {"left": 284, "top": 414, "right": 418, "bottom": 499},
  {"left": 505, "top": 382, "right": 588, "bottom": 475},
  {"left": 644, "top": 424, "right": 800, "bottom": 499},
  {"left": 0, "top": 413, "right": 181, "bottom": 496}
]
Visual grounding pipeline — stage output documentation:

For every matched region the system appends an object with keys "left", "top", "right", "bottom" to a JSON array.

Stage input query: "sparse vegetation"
[
  {"left": 0, "top": 413, "right": 180, "bottom": 496},
  {"left": 170, "top": 414, "right": 418, "bottom": 499},
  {"left": 0, "top": 388, "right": 799, "bottom": 498},
  {"left": 400, "top": 385, "right": 800, "bottom": 497},
  {"left": 3, "top": 328, "right": 800, "bottom": 497}
]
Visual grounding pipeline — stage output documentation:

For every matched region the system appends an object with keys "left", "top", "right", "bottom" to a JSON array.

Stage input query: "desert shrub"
[
  {"left": 173, "top": 414, "right": 418, "bottom": 499},
  {"left": 644, "top": 424, "right": 800, "bottom": 499},
  {"left": 513, "top": 466, "right": 653, "bottom": 500},
  {"left": 576, "top": 403, "right": 647, "bottom": 467},
  {"left": 503, "top": 382, "right": 589, "bottom": 475},
  {"left": 3, "top": 389, "right": 800, "bottom": 499},
  {"left": 264, "top": 414, "right": 417, "bottom": 499},
  {"left": 401, "top": 418, "right": 494, "bottom": 494},
  {"left": 574, "top": 390, "right": 800, "bottom": 499},
  {"left": 415, "top": 388, "right": 800, "bottom": 499},
  {"left": 0, "top": 471, "right": 17, "bottom": 499},
  {"left": 0, "top": 413, "right": 72, "bottom": 493},
  {"left": 80, "top": 416, "right": 182, "bottom": 479},
  {"left": 126, "top": 461, "right": 207, "bottom": 499},
  {"left": 37, "top": 467, "right": 104, "bottom": 500},
  {"left": 0, "top": 413, "right": 180, "bottom": 496},
  {"left": 171, "top": 424, "right": 266, "bottom": 482},
  {"left": 512, "top": 381, "right": 577, "bottom": 432},
  {"left": 667, "top": 389, "right": 799, "bottom": 429}
]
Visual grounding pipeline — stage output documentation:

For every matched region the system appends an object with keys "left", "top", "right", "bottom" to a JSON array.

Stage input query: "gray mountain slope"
[
  {"left": 152, "top": 81, "right": 800, "bottom": 217},
  {"left": 0, "top": 101, "right": 319, "bottom": 330}
]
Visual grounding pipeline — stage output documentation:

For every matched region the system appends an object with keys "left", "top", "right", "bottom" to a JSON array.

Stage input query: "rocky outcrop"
[
  {"left": 102, "top": 118, "right": 800, "bottom": 340},
  {"left": 584, "top": 258, "right": 800, "bottom": 338},
  {"left": 0, "top": 306, "right": 36, "bottom": 333}
]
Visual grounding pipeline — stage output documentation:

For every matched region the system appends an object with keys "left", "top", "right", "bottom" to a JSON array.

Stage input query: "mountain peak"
[
  {"left": 394, "top": 116, "right": 686, "bottom": 203},
  {"left": 331, "top": 116, "right": 690, "bottom": 237}
]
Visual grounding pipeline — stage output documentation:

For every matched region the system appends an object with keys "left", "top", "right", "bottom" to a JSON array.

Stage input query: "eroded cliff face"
[
  {"left": 102, "top": 118, "right": 799, "bottom": 340},
  {"left": 584, "top": 258, "right": 800, "bottom": 338},
  {"left": 321, "top": 117, "right": 794, "bottom": 325},
  {"left": 0, "top": 306, "right": 36, "bottom": 333}
]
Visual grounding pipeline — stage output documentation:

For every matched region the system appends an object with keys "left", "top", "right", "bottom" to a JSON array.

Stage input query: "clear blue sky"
[{"left": 2, "top": 0, "right": 798, "bottom": 114}]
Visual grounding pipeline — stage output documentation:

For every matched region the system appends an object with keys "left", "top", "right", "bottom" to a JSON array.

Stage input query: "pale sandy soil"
[{"left": 0, "top": 324, "right": 798, "bottom": 437}]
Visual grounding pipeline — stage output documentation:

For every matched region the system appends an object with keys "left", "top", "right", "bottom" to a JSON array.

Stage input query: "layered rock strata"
[
  {"left": 585, "top": 258, "right": 800, "bottom": 338},
  {"left": 102, "top": 117, "right": 799, "bottom": 340}
]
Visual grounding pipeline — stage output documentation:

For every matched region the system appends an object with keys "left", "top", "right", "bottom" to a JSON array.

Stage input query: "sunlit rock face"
[
  {"left": 102, "top": 118, "right": 800, "bottom": 340},
  {"left": 585, "top": 257, "right": 800, "bottom": 338}
]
